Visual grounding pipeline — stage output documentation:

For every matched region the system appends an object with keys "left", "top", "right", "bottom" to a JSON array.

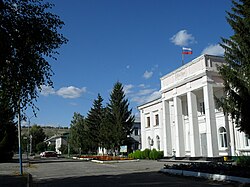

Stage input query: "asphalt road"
[{"left": 0, "top": 157, "right": 238, "bottom": 187}]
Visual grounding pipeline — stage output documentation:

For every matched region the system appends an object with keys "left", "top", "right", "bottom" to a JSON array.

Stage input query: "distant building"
[
  {"left": 130, "top": 120, "right": 141, "bottom": 151},
  {"left": 138, "top": 54, "right": 250, "bottom": 158},
  {"left": 45, "top": 133, "right": 69, "bottom": 154}
]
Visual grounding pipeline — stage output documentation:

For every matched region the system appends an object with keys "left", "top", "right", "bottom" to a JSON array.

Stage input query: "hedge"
[{"left": 128, "top": 149, "right": 163, "bottom": 160}]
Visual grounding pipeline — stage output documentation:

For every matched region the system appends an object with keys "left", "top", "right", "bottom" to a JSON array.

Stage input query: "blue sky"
[{"left": 24, "top": 0, "right": 233, "bottom": 127}]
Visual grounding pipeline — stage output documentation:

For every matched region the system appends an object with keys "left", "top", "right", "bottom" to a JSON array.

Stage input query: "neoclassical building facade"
[{"left": 138, "top": 54, "right": 250, "bottom": 157}]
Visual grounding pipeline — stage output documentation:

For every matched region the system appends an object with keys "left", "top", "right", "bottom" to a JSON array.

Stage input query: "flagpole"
[
  {"left": 181, "top": 47, "right": 192, "bottom": 66},
  {"left": 182, "top": 52, "right": 184, "bottom": 66}
]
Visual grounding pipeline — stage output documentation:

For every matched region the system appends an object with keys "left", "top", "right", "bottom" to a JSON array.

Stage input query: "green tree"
[
  {"left": 36, "top": 142, "right": 47, "bottom": 153},
  {"left": 85, "top": 94, "right": 104, "bottom": 153},
  {"left": 69, "top": 113, "right": 89, "bottom": 154},
  {"left": 105, "top": 82, "right": 135, "bottom": 150},
  {"left": 30, "top": 125, "right": 46, "bottom": 153},
  {"left": 0, "top": 0, "right": 68, "bottom": 114},
  {"left": 99, "top": 108, "right": 114, "bottom": 150},
  {"left": 0, "top": 99, "right": 17, "bottom": 161},
  {"left": 219, "top": 0, "right": 250, "bottom": 135}
]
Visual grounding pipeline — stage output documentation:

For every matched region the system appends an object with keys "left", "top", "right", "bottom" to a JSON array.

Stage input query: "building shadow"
[
  {"left": 0, "top": 175, "right": 27, "bottom": 187},
  {"left": 32, "top": 172, "right": 235, "bottom": 187}
]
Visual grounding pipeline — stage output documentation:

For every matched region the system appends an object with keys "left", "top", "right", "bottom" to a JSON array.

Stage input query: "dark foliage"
[
  {"left": 0, "top": 99, "right": 17, "bottom": 161},
  {"left": 0, "top": 0, "right": 68, "bottom": 115},
  {"left": 164, "top": 161, "right": 250, "bottom": 178},
  {"left": 104, "top": 82, "right": 135, "bottom": 149},
  {"left": 30, "top": 125, "right": 46, "bottom": 153},
  {"left": 219, "top": 0, "right": 250, "bottom": 135},
  {"left": 69, "top": 113, "right": 89, "bottom": 154},
  {"left": 85, "top": 94, "right": 104, "bottom": 153}
]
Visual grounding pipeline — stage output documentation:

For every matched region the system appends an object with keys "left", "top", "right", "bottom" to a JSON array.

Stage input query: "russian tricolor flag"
[{"left": 182, "top": 47, "right": 192, "bottom": 54}]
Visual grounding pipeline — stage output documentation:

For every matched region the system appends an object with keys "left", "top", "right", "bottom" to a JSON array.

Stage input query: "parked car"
[{"left": 40, "top": 151, "right": 58, "bottom": 158}]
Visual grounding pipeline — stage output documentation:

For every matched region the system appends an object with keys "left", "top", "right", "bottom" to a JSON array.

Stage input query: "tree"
[
  {"left": 0, "top": 0, "right": 68, "bottom": 114},
  {"left": 30, "top": 125, "right": 46, "bottom": 153},
  {"left": 69, "top": 113, "right": 89, "bottom": 154},
  {"left": 105, "top": 82, "right": 135, "bottom": 150},
  {"left": 85, "top": 94, "right": 104, "bottom": 153},
  {"left": 0, "top": 99, "right": 17, "bottom": 161},
  {"left": 99, "top": 108, "right": 114, "bottom": 150},
  {"left": 219, "top": 0, "right": 250, "bottom": 135},
  {"left": 36, "top": 142, "right": 47, "bottom": 153}
]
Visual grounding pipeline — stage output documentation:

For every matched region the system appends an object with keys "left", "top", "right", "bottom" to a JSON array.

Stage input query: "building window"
[
  {"left": 245, "top": 134, "right": 250, "bottom": 147},
  {"left": 219, "top": 127, "right": 228, "bottom": 148},
  {"left": 156, "top": 135, "right": 160, "bottom": 150},
  {"left": 146, "top": 117, "right": 150, "bottom": 128},
  {"left": 134, "top": 127, "right": 139, "bottom": 136},
  {"left": 155, "top": 114, "right": 159, "bottom": 126},
  {"left": 200, "top": 102, "right": 205, "bottom": 115}
]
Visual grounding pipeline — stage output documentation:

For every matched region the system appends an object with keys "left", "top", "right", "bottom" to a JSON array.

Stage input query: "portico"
[{"left": 138, "top": 54, "right": 250, "bottom": 158}]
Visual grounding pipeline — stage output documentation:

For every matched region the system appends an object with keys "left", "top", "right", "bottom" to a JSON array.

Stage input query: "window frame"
[
  {"left": 155, "top": 114, "right": 159, "bottom": 126},
  {"left": 219, "top": 127, "right": 228, "bottom": 148},
  {"left": 146, "top": 116, "right": 150, "bottom": 128}
]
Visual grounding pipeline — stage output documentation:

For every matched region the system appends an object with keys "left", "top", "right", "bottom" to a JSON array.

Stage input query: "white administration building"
[{"left": 138, "top": 54, "right": 250, "bottom": 158}]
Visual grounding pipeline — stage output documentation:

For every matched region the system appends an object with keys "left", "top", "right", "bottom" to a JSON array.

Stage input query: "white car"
[{"left": 40, "top": 151, "right": 57, "bottom": 157}]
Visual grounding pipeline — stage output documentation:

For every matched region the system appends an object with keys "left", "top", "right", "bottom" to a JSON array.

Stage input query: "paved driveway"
[{"left": 1, "top": 158, "right": 237, "bottom": 186}]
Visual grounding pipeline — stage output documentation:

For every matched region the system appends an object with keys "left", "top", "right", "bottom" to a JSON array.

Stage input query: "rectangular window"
[
  {"left": 146, "top": 117, "right": 150, "bottom": 128},
  {"left": 134, "top": 127, "right": 139, "bottom": 136},
  {"left": 220, "top": 134, "right": 227, "bottom": 148},
  {"left": 155, "top": 114, "right": 159, "bottom": 126},
  {"left": 245, "top": 135, "right": 250, "bottom": 147},
  {"left": 200, "top": 102, "right": 205, "bottom": 115}
]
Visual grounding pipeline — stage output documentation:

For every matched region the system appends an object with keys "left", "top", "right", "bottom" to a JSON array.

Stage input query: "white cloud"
[
  {"left": 146, "top": 91, "right": 161, "bottom": 101},
  {"left": 131, "top": 90, "right": 161, "bottom": 105},
  {"left": 170, "top": 30, "right": 196, "bottom": 46},
  {"left": 126, "top": 65, "right": 130, "bottom": 69},
  {"left": 40, "top": 85, "right": 86, "bottom": 99},
  {"left": 143, "top": 70, "right": 153, "bottom": 79},
  {"left": 138, "top": 84, "right": 146, "bottom": 88},
  {"left": 123, "top": 84, "right": 134, "bottom": 95},
  {"left": 201, "top": 44, "right": 224, "bottom": 56},
  {"left": 40, "top": 85, "right": 55, "bottom": 96},
  {"left": 126, "top": 84, "right": 161, "bottom": 105},
  {"left": 138, "top": 88, "right": 156, "bottom": 96},
  {"left": 57, "top": 86, "right": 87, "bottom": 99}
]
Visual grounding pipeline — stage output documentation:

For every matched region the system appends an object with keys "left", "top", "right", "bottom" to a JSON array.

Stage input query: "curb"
[
  {"left": 160, "top": 168, "right": 250, "bottom": 184},
  {"left": 72, "top": 157, "right": 139, "bottom": 163},
  {"left": 91, "top": 159, "right": 140, "bottom": 164},
  {"left": 72, "top": 157, "right": 93, "bottom": 161}
]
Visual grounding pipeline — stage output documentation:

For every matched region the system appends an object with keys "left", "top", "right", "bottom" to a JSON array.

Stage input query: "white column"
[
  {"left": 140, "top": 111, "right": 146, "bottom": 150},
  {"left": 187, "top": 91, "right": 201, "bottom": 157},
  {"left": 203, "top": 83, "right": 219, "bottom": 157},
  {"left": 227, "top": 116, "right": 236, "bottom": 156},
  {"left": 162, "top": 100, "right": 172, "bottom": 156},
  {"left": 173, "top": 96, "right": 185, "bottom": 157}
]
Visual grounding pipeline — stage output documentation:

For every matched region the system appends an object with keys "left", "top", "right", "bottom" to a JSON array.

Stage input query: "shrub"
[
  {"left": 148, "top": 149, "right": 163, "bottom": 160},
  {"left": 149, "top": 149, "right": 158, "bottom": 160},
  {"left": 158, "top": 151, "right": 164, "bottom": 159},
  {"left": 128, "top": 153, "right": 133, "bottom": 159},
  {"left": 236, "top": 156, "right": 250, "bottom": 167},
  {"left": 128, "top": 149, "right": 164, "bottom": 160},
  {"left": 142, "top": 149, "right": 150, "bottom": 159},
  {"left": 134, "top": 150, "right": 142, "bottom": 159}
]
